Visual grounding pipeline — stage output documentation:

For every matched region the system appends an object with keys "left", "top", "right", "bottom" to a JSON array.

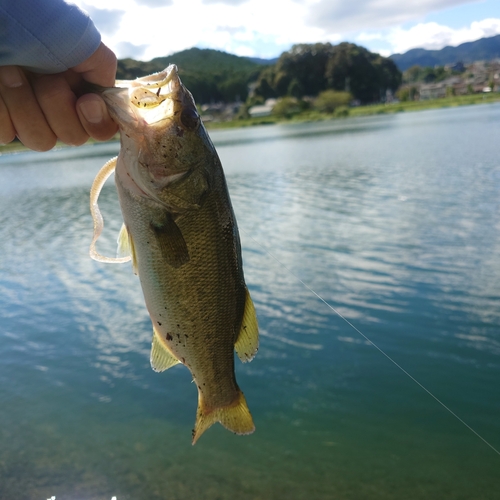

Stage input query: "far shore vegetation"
[{"left": 205, "top": 91, "right": 500, "bottom": 129}]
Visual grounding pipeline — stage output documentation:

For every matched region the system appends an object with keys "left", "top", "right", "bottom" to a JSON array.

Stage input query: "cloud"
[
  {"left": 388, "top": 18, "right": 500, "bottom": 54},
  {"left": 215, "top": 26, "right": 247, "bottom": 35},
  {"left": 356, "top": 32, "right": 384, "bottom": 42},
  {"left": 115, "top": 41, "right": 149, "bottom": 59},
  {"left": 306, "top": 0, "right": 480, "bottom": 34},
  {"left": 136, "top": 0, "right": 173, "bottom": 6},
  {"left": 82, "top": 4, "right": 125, "bottom": 35},
  {"left": 202, "top": 0, "right": 249, "bottom": 4},
  {"left": 231, "top": 45, "right": 257, "bottom": 57},
  {"left": 75, "top": 0, "right": 500, "bottom": 62}
]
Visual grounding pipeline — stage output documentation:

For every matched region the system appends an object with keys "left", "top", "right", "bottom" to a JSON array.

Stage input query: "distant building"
[
  {"left": 248, "top": 98, "right": 277, "bottom": 117},
  {"left": 444, "top": 61, "right": 465, "bottom": 73},
  {"left": 419, "top": 83, "right": 447, "bottom": 100}
]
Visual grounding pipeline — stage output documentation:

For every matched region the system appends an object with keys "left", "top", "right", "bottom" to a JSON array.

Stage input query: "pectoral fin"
[
  {"left": 235, "top": 288, "right": 259, "bottom": 363},
  {"left": 151, "top": 215, "right": 190, "bottom": 268},
  {"left": 117, "top": 223, "right": 138, "bottom": 275},
  {"left": 150, "top": 325, "right": 181, "bottom": 372}
]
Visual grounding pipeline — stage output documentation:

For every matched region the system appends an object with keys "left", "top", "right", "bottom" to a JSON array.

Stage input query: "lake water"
[{"left": 1, "top": 104, "right": 499, "bottom": 499}]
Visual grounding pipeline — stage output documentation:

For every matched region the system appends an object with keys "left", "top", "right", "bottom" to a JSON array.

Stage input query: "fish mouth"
[{"left": 101, "top": 65, "right": 196, "bottom": 128}]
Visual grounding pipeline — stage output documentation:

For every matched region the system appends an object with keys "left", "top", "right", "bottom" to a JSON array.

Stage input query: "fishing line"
[{"left": 241, "top": 228, "right": 500, "bottom": 458}]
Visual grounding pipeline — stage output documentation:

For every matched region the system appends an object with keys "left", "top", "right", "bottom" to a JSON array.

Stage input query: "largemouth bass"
[{"left": 89, "top": 65, "right": 258, "bottom": 444}]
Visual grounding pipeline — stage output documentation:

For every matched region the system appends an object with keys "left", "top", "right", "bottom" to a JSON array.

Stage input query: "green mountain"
[
  {"left": 390, "top": 34, "right": 500, "bottom": 71},
  {"left": 117, "top": 47, "right": 262, "bottom": 103}
]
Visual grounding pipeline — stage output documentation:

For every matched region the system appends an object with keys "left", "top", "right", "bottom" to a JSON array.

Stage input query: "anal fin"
[
  {"left": 235, "top": 288, "right": 259, "bottom": 363},
  {"left": 150, "top": 325, "right": 180, "bottom": 372}
]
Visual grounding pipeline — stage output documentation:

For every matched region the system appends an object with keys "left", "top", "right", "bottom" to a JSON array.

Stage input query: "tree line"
[
  {"left": 116, "top": 43, "right": 402, "bottom": 106},
  {"left": 253, "top": 42, "right": 401, "bottom": 104}
]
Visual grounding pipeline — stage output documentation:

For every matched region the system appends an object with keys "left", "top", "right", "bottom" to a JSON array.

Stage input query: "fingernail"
[
  {"left": 79, "top": 99, "right": 104, "bottom": 124},
  {"left": 0, "top": 67, "right": 24, "bottom": 88}
]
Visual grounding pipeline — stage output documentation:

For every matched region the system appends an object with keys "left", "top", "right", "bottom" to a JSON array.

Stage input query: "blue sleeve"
[{"left": 0, "top": 0, "right": 102, "bottom": 73}]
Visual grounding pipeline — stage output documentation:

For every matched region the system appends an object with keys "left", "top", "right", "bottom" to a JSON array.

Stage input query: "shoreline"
[
  {"left": 205, "top": 92, "right": 500, "bottom": 129},
  {"left": 1, "top": 93, "right": 499, "bottom": 154}
]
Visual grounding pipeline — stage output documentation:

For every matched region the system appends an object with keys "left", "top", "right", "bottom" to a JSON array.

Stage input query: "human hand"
[{"left": 0, "top": 42, "right": 119, "bottom": 151}]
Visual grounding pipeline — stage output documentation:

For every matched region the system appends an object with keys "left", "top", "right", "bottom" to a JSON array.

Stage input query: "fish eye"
[{"left": 180, "top": 108, "right": 200, "bottom": 131}]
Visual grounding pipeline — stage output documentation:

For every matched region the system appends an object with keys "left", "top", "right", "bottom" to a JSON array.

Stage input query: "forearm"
[{"left": 0, "top": 0, "right": 101, "bottom": 73}]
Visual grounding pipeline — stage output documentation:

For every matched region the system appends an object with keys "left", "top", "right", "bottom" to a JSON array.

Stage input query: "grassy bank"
[{"left": 206, "top": 91, "right": 500, "bottom": 129}]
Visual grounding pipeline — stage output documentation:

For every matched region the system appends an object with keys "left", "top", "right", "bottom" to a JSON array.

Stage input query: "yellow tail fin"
[{"left": 192, "top": 390, "right": 255, "bottom": 445}]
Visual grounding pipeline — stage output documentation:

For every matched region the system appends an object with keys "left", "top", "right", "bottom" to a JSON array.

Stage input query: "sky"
[{"left": 72, "top": 0, "right": 500, "bottom": 61}]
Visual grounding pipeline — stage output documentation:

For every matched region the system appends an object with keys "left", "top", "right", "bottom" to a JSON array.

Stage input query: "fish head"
[{"left": 100, "top": 65, "right": 215, "bottom": 210}]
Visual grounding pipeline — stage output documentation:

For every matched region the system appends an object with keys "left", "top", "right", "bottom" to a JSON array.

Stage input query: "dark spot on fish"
[
  {"left": 157, "top": 321, "right": 162, "bottom": 326},
  {"left": 156, "top": 87, "right": 161, "bottom": 97},
  {"left": 176, "top": 128, "right": 184, "bottom": 137},
  {"left": 177, "top": 324, "right": 180, "bottom": 327},
  {"left": 177, "top": 333, "right": 180, "bottom": 339},
  {"left": 184, "top": 334, "right": 189, "bottom": 338},
  {"left": 166, "top": 333, "right": 173, "bottom": 341}
]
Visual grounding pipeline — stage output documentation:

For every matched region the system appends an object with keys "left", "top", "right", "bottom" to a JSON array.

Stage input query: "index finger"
[
  {"left": 0, "top": 66, "right": 56, "bottom": 151},
  {"left": 72, "top": 42, "right": 117, "bottom": 87}
]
